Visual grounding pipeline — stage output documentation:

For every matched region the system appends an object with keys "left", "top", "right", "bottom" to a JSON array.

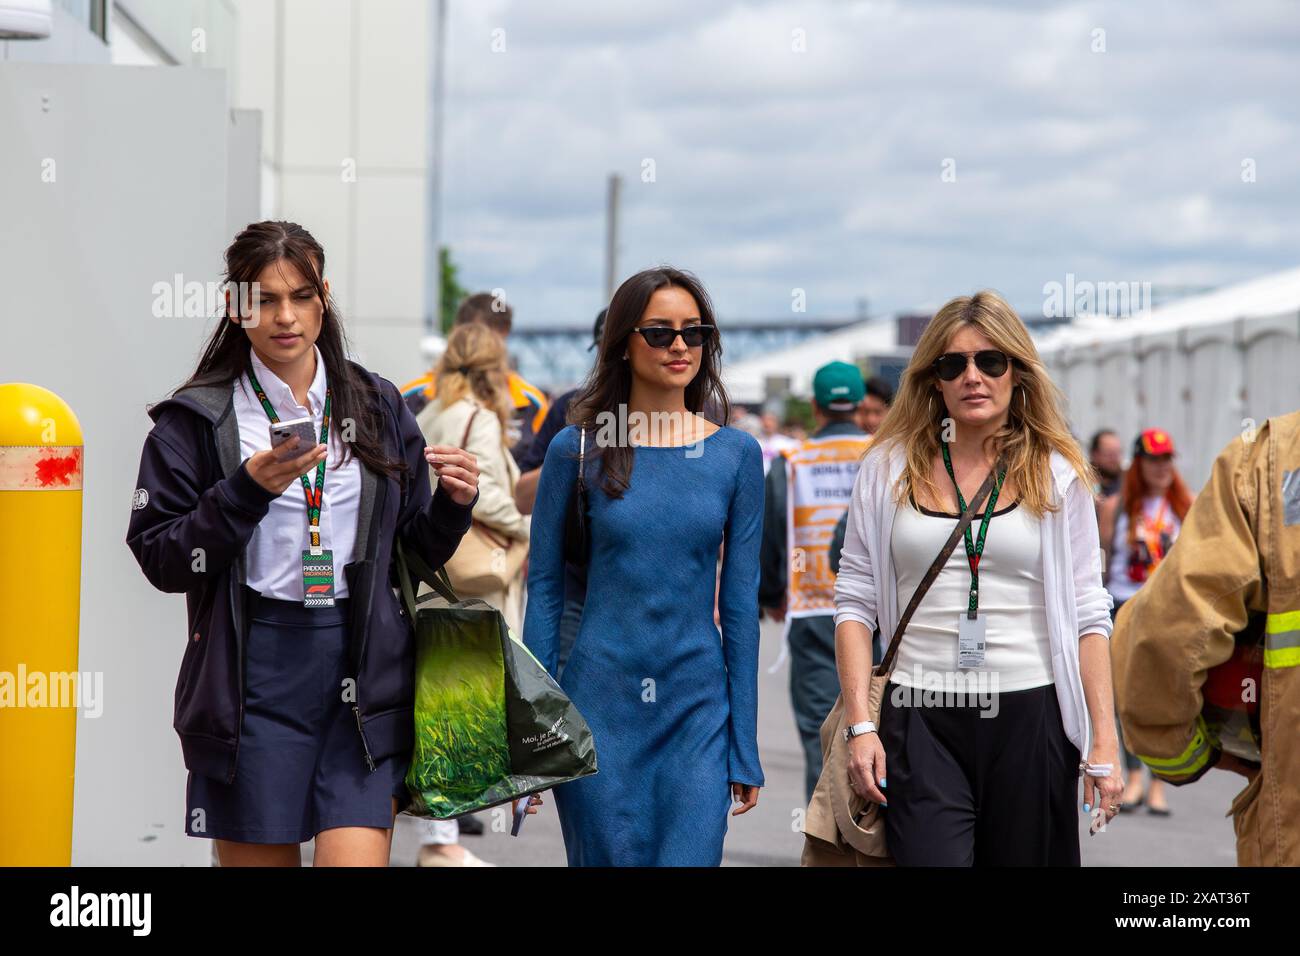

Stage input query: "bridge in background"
[{"left": 509, "top": 318, "right": 859, "bottom": 394}]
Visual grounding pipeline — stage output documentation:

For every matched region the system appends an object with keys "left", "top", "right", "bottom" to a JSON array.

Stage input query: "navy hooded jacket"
[{"left": 126, "top": 360, "right": 476, "bottom": 788}]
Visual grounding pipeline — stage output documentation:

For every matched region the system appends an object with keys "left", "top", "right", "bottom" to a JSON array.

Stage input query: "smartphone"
[
  {"left": 511, "top": 795, "right": 536, "bottom": 836},
  {"left": 269, "top": 417, "right": 318, "bottom": 462}
]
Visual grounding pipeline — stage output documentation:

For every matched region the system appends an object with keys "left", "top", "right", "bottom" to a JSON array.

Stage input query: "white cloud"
[{"left": 432, "top": 0, "right": 1300, "bottom": 325}]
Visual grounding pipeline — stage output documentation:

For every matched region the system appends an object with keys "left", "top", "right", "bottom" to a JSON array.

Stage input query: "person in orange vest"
[
  {"left": 759, "top": 362, "right": 874, "bottom": 800},
  {"left": 1112, "top": 410, "right": 1300, "bottom": 864},
  {"left": 829, "top": 375, "right": 894, "bottom": 576},
  {"left": 400, "top": 291, "right": 549, "bottom": 464}
]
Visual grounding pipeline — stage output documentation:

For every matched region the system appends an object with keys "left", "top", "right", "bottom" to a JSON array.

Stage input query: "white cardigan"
[{"left": 833, "top": 439, "right": 1114, "bottom": 758}]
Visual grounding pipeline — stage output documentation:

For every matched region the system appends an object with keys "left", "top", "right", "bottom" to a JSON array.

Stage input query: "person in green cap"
[{"left": 759, "top": 361, "right": 874, "bottom": 800}]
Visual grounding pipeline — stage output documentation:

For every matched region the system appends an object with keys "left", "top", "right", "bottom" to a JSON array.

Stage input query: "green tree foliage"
[{"left": 440, "top": 246, "right": 467, "bottom": 335}]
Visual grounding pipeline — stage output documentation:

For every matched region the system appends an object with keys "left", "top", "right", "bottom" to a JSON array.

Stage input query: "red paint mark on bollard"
[
  {"left": 35, "top": 449, "right": 82, "bottom": 487},
  {"left": 0, "top": 446, "right": 83, "bottom": 491}
]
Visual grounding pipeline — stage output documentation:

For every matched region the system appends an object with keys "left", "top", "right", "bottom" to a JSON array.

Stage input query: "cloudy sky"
[{"left": 436, "top": 0, "right": 1300, "bottom": 327}]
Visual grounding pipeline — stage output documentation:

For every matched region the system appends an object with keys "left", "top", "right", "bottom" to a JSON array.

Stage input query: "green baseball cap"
[{"left": 813, "top": 361, "right": 865, "bottom": 411}]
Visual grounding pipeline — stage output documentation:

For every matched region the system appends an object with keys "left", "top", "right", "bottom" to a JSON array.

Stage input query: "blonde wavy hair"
[
  {"left": 869, "top": 290, "right": 1095, "bottom": 517},
  {"left": 436, "top": 322, "right": 513, "bottom": 435}
]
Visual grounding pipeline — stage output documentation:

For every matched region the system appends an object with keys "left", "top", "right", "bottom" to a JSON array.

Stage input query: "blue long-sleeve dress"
[{"left": 523, "top": 423, "right": 766, "bottom": 866}]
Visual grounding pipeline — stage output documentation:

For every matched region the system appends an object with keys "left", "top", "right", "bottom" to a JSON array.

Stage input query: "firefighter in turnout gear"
[{"left": 1112, "top": 410, "right": 1300, "bottom": 865}]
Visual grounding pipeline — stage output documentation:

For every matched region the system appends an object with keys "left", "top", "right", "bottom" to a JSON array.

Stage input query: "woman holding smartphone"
[
  {"left": 834, "top": 290, "right": 1123, "bottom": 866},
  {"left": 522, "top": 267, "right": 765, "bottom": 866},
  {"left": 126, "top": 220, "right": 479, "bottom": 866}
]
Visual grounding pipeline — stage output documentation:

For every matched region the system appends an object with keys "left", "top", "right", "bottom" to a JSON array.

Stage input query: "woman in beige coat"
[{"left": 415, "top": 323, "right": 529, "bottom": 631}]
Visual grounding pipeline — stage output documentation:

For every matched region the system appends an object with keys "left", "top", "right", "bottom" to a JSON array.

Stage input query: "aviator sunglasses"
[
  {"left": 632, "top": 324, "right": 716, "bottom": 349},
  {"left": 932, "top": 349, "right": 1011, "bottom": 381}
]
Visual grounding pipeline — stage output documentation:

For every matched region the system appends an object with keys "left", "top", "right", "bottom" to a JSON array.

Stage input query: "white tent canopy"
[
  {"left": 1037, "top": 266, "right": 1300, "bottom": 489},
  {"left": 1036, "top": 266, "right": 1300, "bottom": 351},
  {"left": 722, "top": 318, "right": 902, "bottom": 406}
]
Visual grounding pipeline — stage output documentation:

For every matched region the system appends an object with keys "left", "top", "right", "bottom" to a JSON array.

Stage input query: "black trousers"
[{"left": 879, "top": 680, "right": 1081, "bottom": 866}]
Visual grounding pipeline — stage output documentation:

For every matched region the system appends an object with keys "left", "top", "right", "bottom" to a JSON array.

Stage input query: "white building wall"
[
  {"left": 0, "top": 0, "right": 264, "bottom": 865},
  {"left": 0, "top": 60, "right": 233, "bottom": 866},
  {"left": 230, "top": 0, "right": 432, "bottom": 388}
]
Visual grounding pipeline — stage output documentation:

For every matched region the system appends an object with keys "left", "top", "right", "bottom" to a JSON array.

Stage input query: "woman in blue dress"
[{"left": 521, "top": 267, "right": 765, "bottom": 866}]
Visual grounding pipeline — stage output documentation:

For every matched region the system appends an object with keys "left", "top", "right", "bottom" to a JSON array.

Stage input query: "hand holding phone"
[
  {"left": 511, "top": 793, "right": 543, "bottom": 836},
  {"left": 269, "top": 417, "right": 319, "bottom": 462},
  {"left": 246, "top": 436, "right": 327, "bottom": 495}
]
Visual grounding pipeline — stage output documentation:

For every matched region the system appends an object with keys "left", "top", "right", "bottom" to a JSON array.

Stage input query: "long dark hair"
[
  {"left": 179, "top": 220, "right": 407, "bottom": 480},
  {"left": 568, "top": 266, "right": 731, "bottom": 498}
]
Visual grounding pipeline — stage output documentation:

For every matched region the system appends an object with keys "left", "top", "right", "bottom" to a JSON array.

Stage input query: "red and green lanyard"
[
  {"left": 246, "top": 366, "right": 332, "bottom": 554},
  {"left": 941, "top": 440, "right": 1006, "bottom": 620}
]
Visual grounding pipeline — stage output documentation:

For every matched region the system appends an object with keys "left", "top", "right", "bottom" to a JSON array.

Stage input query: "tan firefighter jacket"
[{"left": 1113, "top": 410, "right": 1300, "bottom": 865}]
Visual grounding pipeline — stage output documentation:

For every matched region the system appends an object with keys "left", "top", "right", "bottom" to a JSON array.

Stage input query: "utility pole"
[
  {"left": 424, "top": 0, "right": 448, "bottom": 336},
  {"left": 604, "top": 173, "right": 622, "bottom": 303}
]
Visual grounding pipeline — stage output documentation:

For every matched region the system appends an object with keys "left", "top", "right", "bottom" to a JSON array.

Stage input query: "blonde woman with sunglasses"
[{"left": 833, "top": 290, "right": 1122, "bottom": 866}]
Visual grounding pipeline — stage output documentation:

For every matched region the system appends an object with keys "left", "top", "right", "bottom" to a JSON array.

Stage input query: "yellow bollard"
[{"left": 0, "top": 383, "right": 83, "bottom": 865}]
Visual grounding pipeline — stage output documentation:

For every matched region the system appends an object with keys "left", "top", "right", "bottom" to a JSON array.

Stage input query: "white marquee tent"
[{"left": 1037, "top": 266, "right": 1300, "bottom": 489}]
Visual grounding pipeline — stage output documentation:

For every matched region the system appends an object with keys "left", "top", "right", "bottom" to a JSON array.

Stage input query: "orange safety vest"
[{"left": 783, "top": 433, "right": 873, "bottom": 619}]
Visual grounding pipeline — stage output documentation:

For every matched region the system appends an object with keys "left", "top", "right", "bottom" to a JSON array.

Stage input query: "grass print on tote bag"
[{"left": 397, "top": 544, "right": 598, "bottom": 819}]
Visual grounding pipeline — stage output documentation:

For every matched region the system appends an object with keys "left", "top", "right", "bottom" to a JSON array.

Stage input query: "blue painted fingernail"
[
  {"left": 880, "top": 801, "right": 888, "bottom": 807},
  {"left": 1082, "top": 803, "right": 1091, "bottom": 813},
  {"left": 880, "top": 778, "right": 887, "bottom": 788}
]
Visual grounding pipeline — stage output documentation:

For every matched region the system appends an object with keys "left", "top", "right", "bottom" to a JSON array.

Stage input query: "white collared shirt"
[{"left": 232, "top": 345, "right": 362, "bottom": 600}]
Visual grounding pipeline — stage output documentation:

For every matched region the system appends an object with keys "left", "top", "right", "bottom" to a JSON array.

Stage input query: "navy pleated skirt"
[{"left": 185, "top": 596, "right": 411, "bottom": 844}]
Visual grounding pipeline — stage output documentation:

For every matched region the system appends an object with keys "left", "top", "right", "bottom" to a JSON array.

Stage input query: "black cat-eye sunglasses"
[{"left": 633, "top": 324, "right": 716, "bottom": 349}]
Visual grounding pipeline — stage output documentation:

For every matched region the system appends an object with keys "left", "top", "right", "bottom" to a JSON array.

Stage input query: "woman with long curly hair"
[{"left": 833, "top": 289, "right": 1122, "bottom": 866}]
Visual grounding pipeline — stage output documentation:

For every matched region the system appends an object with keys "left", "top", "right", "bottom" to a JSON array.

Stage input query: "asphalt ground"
[{"left": 308, "top": 618, "right": 1243, "bottom": 868}]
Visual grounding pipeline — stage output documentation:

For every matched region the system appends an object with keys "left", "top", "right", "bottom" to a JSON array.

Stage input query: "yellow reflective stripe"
[
  {"left": 1137, "top": 716, "right": 1214, "bottom": 778},
  {"left": 1265, "top": 611, "right": 1300, "bottom": 668},
  {"left": 1266, "top": 610, "right": 1300, "bottom": 634},
  {"left": 1265, "top": 646, "right": 1300, "bottom": 668}
]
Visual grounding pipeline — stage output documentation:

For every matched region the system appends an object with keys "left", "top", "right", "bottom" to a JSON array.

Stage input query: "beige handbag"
[
  {"left": 802, "top": 458, "right": 1002, "bottom": 866},
  {"left": 441, "top": 406, "right": 527, "bottom": 597}
]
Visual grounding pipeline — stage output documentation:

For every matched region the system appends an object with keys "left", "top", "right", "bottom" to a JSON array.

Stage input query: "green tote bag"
[{"left": 395, "top": 543, "right": 598, "bottom": 819}]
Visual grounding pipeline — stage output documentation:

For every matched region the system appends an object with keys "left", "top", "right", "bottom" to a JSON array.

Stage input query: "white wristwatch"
[{"left": 843, "top": 720, "right": 878, "bottom": 740}]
